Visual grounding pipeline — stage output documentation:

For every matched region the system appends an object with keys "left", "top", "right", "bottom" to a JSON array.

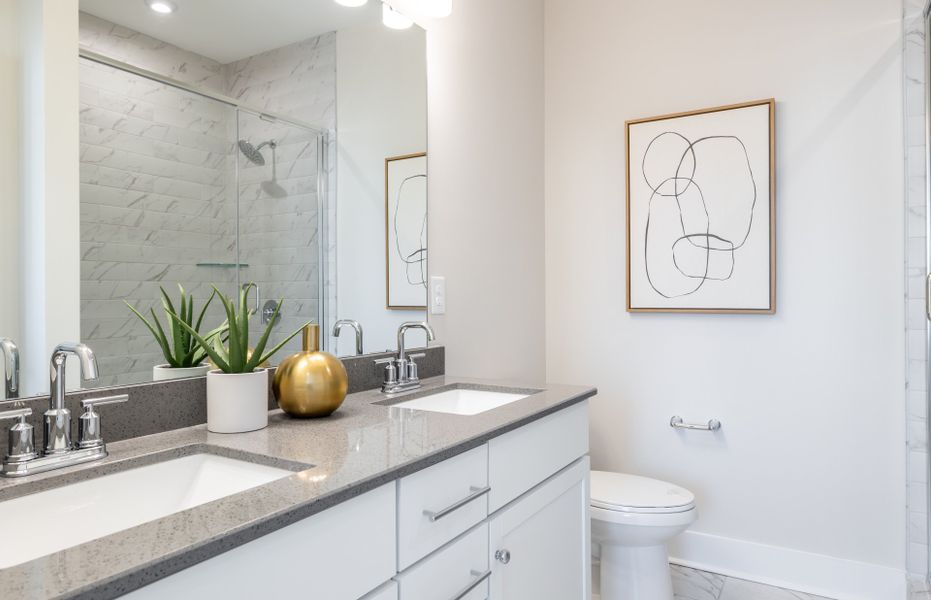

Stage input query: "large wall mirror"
[{"left": 5, "top": 0, "right": 428, "bottom": 397}]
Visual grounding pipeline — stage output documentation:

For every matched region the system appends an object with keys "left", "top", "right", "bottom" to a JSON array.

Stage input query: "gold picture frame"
[
  {"left": 625, "top": 99, "right": 776, "bottom": 314},
  {"left": 385, "top": 152, "right": 428, "bottom": 310}
]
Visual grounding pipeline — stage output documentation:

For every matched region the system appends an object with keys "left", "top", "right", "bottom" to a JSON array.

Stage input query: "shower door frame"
[
  {"left": 77, "top": 48, "right": 331, "bottom": 350},
  {"left": 924, "top": 0, "right": 931, "bottom": 580}
]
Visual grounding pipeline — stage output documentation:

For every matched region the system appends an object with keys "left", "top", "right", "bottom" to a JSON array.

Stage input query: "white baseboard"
[{"left": 668, "top": 530, "right": 906, "bottom": 600}]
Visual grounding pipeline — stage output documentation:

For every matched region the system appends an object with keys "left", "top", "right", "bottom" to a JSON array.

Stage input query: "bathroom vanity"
[{"left": 0, "top": 377, "right": 594, "bottom": 599}]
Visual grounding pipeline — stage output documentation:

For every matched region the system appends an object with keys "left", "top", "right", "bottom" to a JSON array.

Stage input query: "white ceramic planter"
[
  {"left": 152, "top": 364, "right": 211, "bottom": 381},
  {"left": 206, "top": 369, "right": 269, "bottom": 434}
]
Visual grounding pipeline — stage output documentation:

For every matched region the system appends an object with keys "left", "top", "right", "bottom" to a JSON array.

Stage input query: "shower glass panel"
[
  {"left": 79, "top": 58, "right": 239, "bottom": 387},
  {"left": 78, "top": 56, "right": 326, "bottom": 388},
  {"left": 235, "top": 110, "right": 324, "bottom": 360}
]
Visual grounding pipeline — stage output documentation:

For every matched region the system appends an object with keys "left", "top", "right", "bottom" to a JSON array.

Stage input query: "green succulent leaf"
[{"left": 127, "top": 285, "right": 227, "bottom": 369}]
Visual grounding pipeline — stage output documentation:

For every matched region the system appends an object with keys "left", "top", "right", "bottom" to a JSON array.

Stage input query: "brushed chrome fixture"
[
  {"left": 0, "top": 338, "right": 19, "bottom": 398},
  {"left": 495, "top": 549, "right": 511, "bottom": 564},
  {"left": 238, "top": 139, "right": 287, "bottom": 198},
  {"left": 0, "top": 344, "right": 128, "bottom": 477},
  {"left": 46, "top": 343, "right": 98, "bottom": 455},
  {"left": 332, "top": 319, "right": 364, "bottom": 355},
  {"left": 238, "top": 139, "right": 274, "bottom": 167},
  {"left": 669, "top": 416, "right": 722, "bottom": 431},
  {"left": 453, "top": 570, "right": 492, "bottom": 600},
  {"left": 379, "top": 321, "right": 435, "bottom": 394},
  {"left": 422, "top": 485, "right": 491, "bottom": 522},
  {"left": 261, "top": 300, "right": 280, "bottom": 325}
]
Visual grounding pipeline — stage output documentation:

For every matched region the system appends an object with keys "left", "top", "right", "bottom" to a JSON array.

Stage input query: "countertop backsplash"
[{"left": 0, "top": 346, "right": 444, "bottom": 445}]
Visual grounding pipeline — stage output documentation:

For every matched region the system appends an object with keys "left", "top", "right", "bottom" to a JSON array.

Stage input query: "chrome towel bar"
[{"left": 670, "top": 416, "right": 721, "bottom": 431}]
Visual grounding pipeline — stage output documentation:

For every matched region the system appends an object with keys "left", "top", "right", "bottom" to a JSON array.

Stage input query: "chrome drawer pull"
[
  {"left": 450, "top": 569, "right": 491, "bottom": 600},
  {"left": 423, "top": 485, "right": 491, "bottom": 522}
]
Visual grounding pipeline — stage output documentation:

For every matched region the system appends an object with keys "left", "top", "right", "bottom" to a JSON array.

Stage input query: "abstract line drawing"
[
  {"left": 386, "top": 153, "right": 428, "bottom": 310},
  {"left": 394, "top": 173, "right": 428, "bottom": 288},
  {"left": 626, "top": 100, "right": 775, "bottom": 313}
]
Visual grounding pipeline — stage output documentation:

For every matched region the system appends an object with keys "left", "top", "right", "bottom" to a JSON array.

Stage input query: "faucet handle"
[
  {"left": 374, "top": 357, "right": 398, "bottom": 385},
  {"left": 78, "top": 394, "right": 128, "bottom": 450},
  {"left": 0, "top": 407, "right": 36, "bottom": 462}
]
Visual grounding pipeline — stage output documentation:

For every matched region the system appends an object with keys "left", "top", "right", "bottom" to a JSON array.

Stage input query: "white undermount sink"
[
  {"left": 387, "top": 387, "right": 534, "bottom": 416},
  {"left": 0, "top": 453, "right": 295, "bottom": 568}
]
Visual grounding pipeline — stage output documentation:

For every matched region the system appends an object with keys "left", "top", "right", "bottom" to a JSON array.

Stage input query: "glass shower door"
[{"left": 235, "top": 110, "right": 325, "bottom": 360}]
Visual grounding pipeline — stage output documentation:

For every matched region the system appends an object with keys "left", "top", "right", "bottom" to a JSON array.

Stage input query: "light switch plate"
[{"left": 430, "top": 276, "right": 446, "bottom": 315}]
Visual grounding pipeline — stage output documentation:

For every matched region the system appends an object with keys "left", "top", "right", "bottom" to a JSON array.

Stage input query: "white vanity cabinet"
[
  {"left": 121, "top": 401, "right": 589, "bottom": 600},
  {"left": 488, "top": 457, "right": 590, "bottom": 599},
  {"left": 123, "top": 482, "right": 398, "bottom": 600},
  {"left": 393, "top": 400, "right": 590, "bottom": 600}
]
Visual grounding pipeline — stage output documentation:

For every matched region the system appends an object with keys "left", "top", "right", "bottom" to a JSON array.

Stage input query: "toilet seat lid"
[{"left": 590, "top": 471, "right": 695, "bottom": 514}]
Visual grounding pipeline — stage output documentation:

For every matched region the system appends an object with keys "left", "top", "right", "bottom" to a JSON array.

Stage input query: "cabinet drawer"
[
  {"left": 488, "top": 401, "right": 589, "bottom": 512},
  {"left": 123, "top": 483, "right": 396, "bottom": 600},
  {"left": 396, "top": 523, "right": 490, "bottom": 600},
  {"left": 398, "top": 445, "right": 489, "bottom": 569}
]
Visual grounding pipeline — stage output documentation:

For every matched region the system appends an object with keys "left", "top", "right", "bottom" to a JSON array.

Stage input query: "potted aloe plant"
[
  {"left": 168, "top": 283, "right": 308, "bottom": 433},
  {"left": 125, "top": 285, "right": 227, "bottom": 381}
]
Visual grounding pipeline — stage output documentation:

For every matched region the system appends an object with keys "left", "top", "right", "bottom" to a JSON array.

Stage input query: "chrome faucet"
[
  {"left": 0, "top": 343, "right": 127, "bottom": 477},
  {"left": 46, "top": 343, "right": 99, "bottom": 455},
  {"left": 332, "top": 319, "right": 364, "bottom": 355},
  {"left": 0, "top": 338, "right": 19, "bottom": 399},
  {"left": 378, "top": 322, "right": 435, "bottom": 394}
]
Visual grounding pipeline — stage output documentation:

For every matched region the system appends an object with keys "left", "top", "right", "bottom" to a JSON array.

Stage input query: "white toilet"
[{"left": 590, "top": 471, "right": 697, "bottom": 600}]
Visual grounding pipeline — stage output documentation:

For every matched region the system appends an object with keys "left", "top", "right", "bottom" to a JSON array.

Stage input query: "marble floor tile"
[
  {"left": 718, "top": 577, "right": 834, "bottom": 600},
  {"left": 672, "top": 564, "right": 726, "bottom": 600}
]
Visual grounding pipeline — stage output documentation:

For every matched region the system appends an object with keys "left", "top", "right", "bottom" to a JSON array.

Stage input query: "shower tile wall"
[
  {"left": 79, "top": 14, "right": 237, "bottom": 386},
  {"left": 77, "top": 13, "right": 334, "bottom": 384},
  {"left": 905, "top": 0, "right": 930, "bottom": 596},
  {"left": 227, "top": 34, "right": 337, "bottom": 356}
]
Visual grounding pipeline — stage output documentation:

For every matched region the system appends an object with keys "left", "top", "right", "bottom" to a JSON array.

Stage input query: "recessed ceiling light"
[
  {"left": 145, "top": 0, "right": 177, "bottom": 14},
  {"left": 334, "top": 0, "right": 368, "bottom": 6},
  {"left": 382, "top": 3, "right": 413, "bottom": 29}
]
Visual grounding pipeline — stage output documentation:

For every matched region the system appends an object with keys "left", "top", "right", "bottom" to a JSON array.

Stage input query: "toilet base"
[{"left": 599, "top": 543, "right": 673, "bottom": 600}]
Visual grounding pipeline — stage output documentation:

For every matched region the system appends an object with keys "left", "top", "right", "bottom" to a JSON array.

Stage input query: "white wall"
[
  {"left": 426, "top": 0, "right": 546, "bottom": 381},
  {"left": 544, "top": 0, "right": 906, "bottom": 597},
  {"left": 336, "top": 22, "right": 427, "bottom": 357},
  {"left": 0, "top": 1, "right": 21, "bottom": 366},
  {"left": 19, "top": 0, "right": 81, "bottom": 395},
  {"left": 545, "top": 0, "right": 905, "bottom": 597}
]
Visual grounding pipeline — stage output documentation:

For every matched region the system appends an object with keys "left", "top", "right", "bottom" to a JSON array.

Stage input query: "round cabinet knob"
[{"left": 495, "top": 549, "right": 511, "bottom": 564}]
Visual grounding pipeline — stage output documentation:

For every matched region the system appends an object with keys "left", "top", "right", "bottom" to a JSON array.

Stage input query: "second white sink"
[
  {"left": 0, "top": 452, "right": 297, "bottom": 568},
  {"left": 388, "top": 388, "right": 531, "bottom": 416}
]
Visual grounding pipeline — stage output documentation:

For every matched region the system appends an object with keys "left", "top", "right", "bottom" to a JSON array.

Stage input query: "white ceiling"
[{"left": 79, "top": 0, "right": 384, "bottom": 64}]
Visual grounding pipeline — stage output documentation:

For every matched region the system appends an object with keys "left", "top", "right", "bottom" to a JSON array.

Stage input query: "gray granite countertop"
[{"left": 0, "top": 376, "right": 596, "bottom": 600}]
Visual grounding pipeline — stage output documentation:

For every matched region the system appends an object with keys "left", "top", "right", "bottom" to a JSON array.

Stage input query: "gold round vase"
[{"left": 273, "top": 324, "right": 348, "bottom": 418}]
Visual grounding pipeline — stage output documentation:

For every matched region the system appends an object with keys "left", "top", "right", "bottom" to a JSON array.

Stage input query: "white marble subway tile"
[
  {"left": 911, "top": 450, "right": 929, "bottom": 485},
  {"left": 911, "top": 541, "right": 930, "bottom": 576},
  {"left": 911, "top": 419, "right": 929, "bottom": 452},
  {"left": 910, "top": 205, "right": 928, "bottom": 239},
  {"left": 911, "top": 331, "right": 929, "bottom": 362},
  {"left": 718, "top": 578, "right": 832, "bottom": 600},
  {"left": 911, "top": 360, "right": 928, "bottom": 393},
  {"left": 909, "top": 299, "right": 928, "bottom": 333}
]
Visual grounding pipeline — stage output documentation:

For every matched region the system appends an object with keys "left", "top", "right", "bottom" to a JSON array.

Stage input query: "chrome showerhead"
[{"left": 237, "top": 139, "right": 275, "bottom": 166}]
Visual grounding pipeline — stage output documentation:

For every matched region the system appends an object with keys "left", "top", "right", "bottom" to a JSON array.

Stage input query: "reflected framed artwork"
[
  {"left": 625, "top": 99, "right": 776, "bottom": 314},
  {"left": 386, "top": 152, "right": 428, "bottom": 310}
]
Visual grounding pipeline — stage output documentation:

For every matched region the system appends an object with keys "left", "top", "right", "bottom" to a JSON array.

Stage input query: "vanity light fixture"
[
  {"left": 415, "top": 0, "right": 451, "bottom": 18},
  {"left": 382, "top": 3, "right": 413, "bottom": 29},
  {"left": 144, "top": 0, "right": 177, "bottom": 14},
  {"left": 334, "top": 0, "right": 368, "bottom": 6}
]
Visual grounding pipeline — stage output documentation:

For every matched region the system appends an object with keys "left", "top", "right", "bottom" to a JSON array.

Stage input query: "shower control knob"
[{"left": 495, "top": 549, "right": 511, "bottom": 564}]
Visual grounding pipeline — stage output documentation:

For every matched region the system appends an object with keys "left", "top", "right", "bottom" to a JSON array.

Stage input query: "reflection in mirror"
[{"left": 11, "top": 1, "right": 428, "bottom": 396}]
